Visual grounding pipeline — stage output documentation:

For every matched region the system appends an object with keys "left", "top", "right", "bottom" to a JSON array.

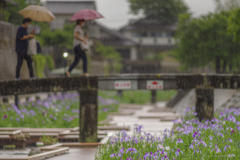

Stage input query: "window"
[
  {"left": 151, "top": 32, "right": 158, "bottom": 37},
  {"left": 140, "top": 32, "right": 147, "bottom": 37},
  {"left": 132, "top": 32, "right": 141, "bottom": 37}
]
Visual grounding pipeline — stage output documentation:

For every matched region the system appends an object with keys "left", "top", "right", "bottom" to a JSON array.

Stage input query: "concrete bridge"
[{"left": 0, "top": 73, "right": 240, "bottom": 142}]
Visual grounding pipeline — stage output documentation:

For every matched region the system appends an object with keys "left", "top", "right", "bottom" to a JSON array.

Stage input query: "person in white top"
[{"left": 66, "top": 19, "right": 89, "bottom": 77}]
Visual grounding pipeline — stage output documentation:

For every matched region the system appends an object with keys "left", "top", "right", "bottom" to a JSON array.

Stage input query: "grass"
[
  {"left": 95, "top": 107, "right": 240, "bottom": 160},
  {"left": 0, "top": 90, "right": 176, "bottom": 128}
]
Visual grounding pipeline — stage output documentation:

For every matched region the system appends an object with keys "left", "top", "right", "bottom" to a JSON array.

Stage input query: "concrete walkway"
[
  {"left": 48, "top": 148, "right": 96, "bottom": 160},
  {"left": 106, "top": 102, "right": 176, "bottom": 136}
]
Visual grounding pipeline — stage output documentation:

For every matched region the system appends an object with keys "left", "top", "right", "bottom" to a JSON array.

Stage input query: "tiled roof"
[
  {"left": 120, "top": 13, "right": 176, "bottom": 31},
  {"left": 94, "top": 22, "right": 139, "bottom": 46}
]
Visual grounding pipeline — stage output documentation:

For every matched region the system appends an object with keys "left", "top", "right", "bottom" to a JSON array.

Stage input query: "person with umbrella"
[
  {"left": 15, "top": 18, "right": 36, "bottom": 80},
  {"left": 65, "top": 9, "right": 104, "bottom": 77},
  {"left": 65, "top": 19, "right": 89, "bottom": 77},
  {"left": 16, "top": 5, "right": 55, "bottom": 80}
]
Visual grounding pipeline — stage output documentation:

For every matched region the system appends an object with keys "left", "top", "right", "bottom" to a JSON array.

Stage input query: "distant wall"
[{"left": 0, "top": 21, "right": 31, "bottom": 81}]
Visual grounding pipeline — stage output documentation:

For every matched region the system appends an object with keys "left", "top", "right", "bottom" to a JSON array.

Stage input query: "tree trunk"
[
  {"left": 109, "top": 59, "right": 114, "bottom": 74},
  {"left": 229, "top": 63, "right": 233, "bottom": 73},
  {"left": 215, "top": 57, "right": 221, "bottom": 73},
  {"left": 222, "top": 59, "right": 227, "bottom": 73}
]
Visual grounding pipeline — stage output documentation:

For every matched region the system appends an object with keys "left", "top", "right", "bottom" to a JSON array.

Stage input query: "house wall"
[
  {"left": 122, "top": 30, "right": 175, "bottom": 46},
  {"left": 49, "top": 14, "right": 72, "bottom": 30}
]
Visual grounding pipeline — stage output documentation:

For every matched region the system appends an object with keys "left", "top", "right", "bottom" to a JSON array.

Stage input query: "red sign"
[
  {"left": 146, "top": 81, "right": 163, "bottom": 90},
  {"left": 115, "top": 81, "right": 131, "bottom": 90}
]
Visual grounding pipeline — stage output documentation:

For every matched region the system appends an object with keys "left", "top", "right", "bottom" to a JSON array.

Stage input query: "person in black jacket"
[{"left": 15, "top": 18, "right": 36, "bottom": 80}]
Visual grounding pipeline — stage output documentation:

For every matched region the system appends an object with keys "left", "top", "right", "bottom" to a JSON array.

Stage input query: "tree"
[
  {"left": 95, "top": 42, "right": 122, "bottom": 74},
  {"left": 40, "top": 23, "right": 74, "bottom": 49},
  {"left": 173, "top": 11, "right": 240, "bottom": 73},
  {"left": 128, "top": 0, "right": 188, "bottom": 23},
  {"left": 5, "top": 0, "right": 40, "bottom": 25},
  {"left": 215, "top": 0, "right": 240, "bottom": 12},
  {"left": 228, "top": 8, "right": 240, "bottom": 41}
]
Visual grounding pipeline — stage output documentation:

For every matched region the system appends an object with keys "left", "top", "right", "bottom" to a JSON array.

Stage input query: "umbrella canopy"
[
  {"left": 70, "top": 9, "right": 104, "bottom": 21},
  {"left": 19, "top": 5, "right": 56, "bottom": 22}
]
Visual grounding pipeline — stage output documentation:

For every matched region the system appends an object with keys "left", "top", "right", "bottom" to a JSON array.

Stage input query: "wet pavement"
[{"left": 48, "top": 148, "right": 96, "bottom": 160}]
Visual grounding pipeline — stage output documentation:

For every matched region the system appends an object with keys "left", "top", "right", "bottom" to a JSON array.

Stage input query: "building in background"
[
  {"left": 89, "top": 13, "right": 178, "bottom": 73},
  {"left": 120, "top": 13, "right": 176, "bottom": 60},
  {"left": 44, "top": 0, "right": 96, "bottom": 30}
]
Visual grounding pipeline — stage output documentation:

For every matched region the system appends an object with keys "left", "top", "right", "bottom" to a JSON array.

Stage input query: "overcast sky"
[
  {"left": 42, "top": 0, "right": 217, "bottom": 29},
  {"left": 96, "top": 0, "right": 217, "bottom": 29}
]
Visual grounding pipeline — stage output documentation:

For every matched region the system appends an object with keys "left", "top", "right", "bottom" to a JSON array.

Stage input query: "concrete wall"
[
  {"left": 49, "top": 14, "right": 71, "bottom": 30},
  {"left": 122, "top": 30, "right": 176, "bottom": 46},
  {"left": 0, "top": 21, "right": 30, "bottom": 81}
]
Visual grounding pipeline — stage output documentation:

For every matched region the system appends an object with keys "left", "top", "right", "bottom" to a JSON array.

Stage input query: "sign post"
[{"left": 146, "top": 81, "right": 164, "bottom": 104}]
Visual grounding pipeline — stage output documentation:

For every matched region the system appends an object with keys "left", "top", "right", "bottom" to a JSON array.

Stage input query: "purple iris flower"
[
  {"left": 176, "top": 138, "right": 183, "bottom": 144},
  {"left": 189, "top": 144, "right": 194, "bottom": 149}
]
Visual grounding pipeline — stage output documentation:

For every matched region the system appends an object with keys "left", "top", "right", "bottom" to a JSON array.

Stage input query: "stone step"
[{"left": 148, "top": 108, "right": 176, "bottom": 113}]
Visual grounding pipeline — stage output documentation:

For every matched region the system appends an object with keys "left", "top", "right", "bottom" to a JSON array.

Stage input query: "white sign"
[
  {"left": 114, "top": 81, "right": 131, "bottom": 90},
  {"left": 146, "top": 81, "right": 164, "bottom": 90}
]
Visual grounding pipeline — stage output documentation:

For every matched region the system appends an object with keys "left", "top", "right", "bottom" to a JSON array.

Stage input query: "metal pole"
[
  {"left": 151, "top": 90, "right": 157, "bottom": 104},
  {"left": 64, "top": 59, "right": 66, "bottom": 75},
  {"left": 117, "top": 90, "right": 123, "bottom": 97},
  {"left": 15, "top": 94, "right": 19, "bottom": 108}
]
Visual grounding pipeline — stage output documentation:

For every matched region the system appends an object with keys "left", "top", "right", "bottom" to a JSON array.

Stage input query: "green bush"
[
  {"left": 45, "top": 55, "right": 55, "bottom": 70},
  {"left": 32, "top": 54, "right": 55, "bottom": 78},
  {"left": 95, "top": 42, "right": 122, "bottom": 74},
  {"left": 32, "top": 54, "right": 46, "bottom": 78}
]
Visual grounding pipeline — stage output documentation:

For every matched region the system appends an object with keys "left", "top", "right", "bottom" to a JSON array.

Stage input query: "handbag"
[
  {"left": 36, "top": 41, "right": 42, "bottom": 53},
  {"left": 80, "top": 40, "right": 90, "bottom": 52},
  {"left": 27, "top": 37, "right": 37, "bottom": 55}
]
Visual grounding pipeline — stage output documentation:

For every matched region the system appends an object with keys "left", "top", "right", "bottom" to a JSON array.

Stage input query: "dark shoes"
[
  {"left": 30, "top": 76, "right": 38, "bottom": 79},
  {"left": 15, "top": 77, "right": 21, "bottom": 81},
  {"left": 15, "top": 77, "right": 38, "bottom": 81}
]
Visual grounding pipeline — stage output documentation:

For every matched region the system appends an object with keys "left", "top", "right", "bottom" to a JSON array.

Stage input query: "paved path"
[
  {"left": 107, "top": 102, "right": 176, "bottom": 135},
  {"left": 48, "top": 148, "right": 96, "bottom": 160}
]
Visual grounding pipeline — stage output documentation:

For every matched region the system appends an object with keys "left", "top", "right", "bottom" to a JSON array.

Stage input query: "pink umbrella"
[{"left": 70, "top": 9, "right": 104, "bottom": 21}]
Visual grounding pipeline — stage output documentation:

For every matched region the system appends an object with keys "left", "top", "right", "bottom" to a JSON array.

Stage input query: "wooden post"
[
  {"left": 195, "top": 87, "right": 214, "bottom": 121},
  {"left": 151, "top": 90, "right": 157, "bottom": 104},
  {"left": 79, "top": 89, "right": 98, "bottom": 142}
]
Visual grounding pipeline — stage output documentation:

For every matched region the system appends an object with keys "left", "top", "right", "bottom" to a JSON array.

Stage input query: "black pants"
[
  {"left": 15, "top": 53, "right": 34, "bottom": 78},
  {"left": 68, "top": 45, "right": 88, "bottom": 73}
]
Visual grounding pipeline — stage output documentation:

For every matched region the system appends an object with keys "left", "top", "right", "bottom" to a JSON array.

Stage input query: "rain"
[{"left": 0, "top": 0, "right": 240, "bottom": 159}]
